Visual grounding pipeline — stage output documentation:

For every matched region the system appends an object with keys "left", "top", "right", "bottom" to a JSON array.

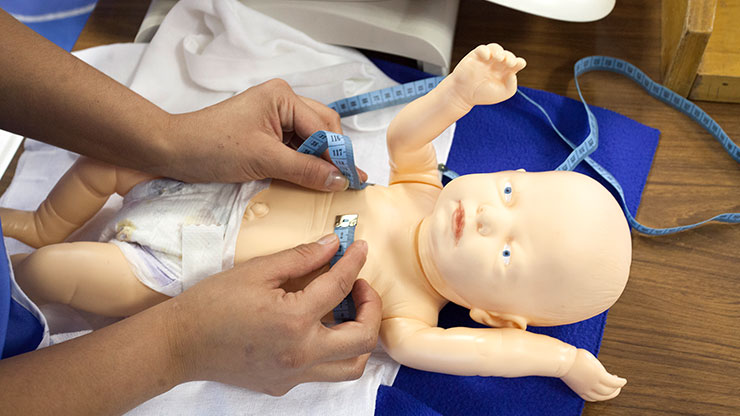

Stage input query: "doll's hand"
[
  {"left": 449, "top": 43, "right": 526, "bottom": 108},
  {"left": 168, "top": 235, "right": 382, "bottom": 396},
  {"left": 167, "top": 79, "right": 366, "bottom": 191},
  {"left": 561, "top": 348, "right": 626, "bottom": 401}
]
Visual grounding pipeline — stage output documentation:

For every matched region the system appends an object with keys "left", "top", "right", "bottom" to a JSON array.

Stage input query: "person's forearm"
[
  {"left": 0, "top": 9, "right": 174, "bottom": 174},
  {"left": 0, "top": 299, "right": 185, "bottom": 415}
]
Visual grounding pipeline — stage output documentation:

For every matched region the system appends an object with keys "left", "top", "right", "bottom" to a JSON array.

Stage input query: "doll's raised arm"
[
  {"left": 380, "top": 317, "right": 625, "bottom": 402},
  {"left": 386, "top": 44, "right": 526, "bottom": 186},
  {"left": 0, "top": 157, "right": 154, "bottom": 248}
]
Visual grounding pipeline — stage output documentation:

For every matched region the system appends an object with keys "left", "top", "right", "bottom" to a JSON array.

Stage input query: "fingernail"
[
  {"left": 317, "top": 233, "right": 338, "bottom": 245},
  {"left": 324, "top": 171, "right": 349, "bottom": 192}
]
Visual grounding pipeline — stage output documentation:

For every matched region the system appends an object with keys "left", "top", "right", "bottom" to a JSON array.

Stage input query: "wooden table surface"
[{"left": 75, "top": 0, "right": 739, "bottom": 415}]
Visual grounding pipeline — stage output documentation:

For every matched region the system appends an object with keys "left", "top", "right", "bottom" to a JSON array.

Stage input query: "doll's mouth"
[{"left": 452, "top": 201, "right": 464, "bottom": 244}]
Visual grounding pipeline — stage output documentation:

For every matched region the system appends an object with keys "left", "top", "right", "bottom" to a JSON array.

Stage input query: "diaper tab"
[{"left": 181, "top": 224, "right": 226, "bottom": 290}]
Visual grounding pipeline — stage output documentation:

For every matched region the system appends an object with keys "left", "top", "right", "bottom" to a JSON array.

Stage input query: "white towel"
[{"left": 1, "top": 0, "right": 457, "bottom": 414}]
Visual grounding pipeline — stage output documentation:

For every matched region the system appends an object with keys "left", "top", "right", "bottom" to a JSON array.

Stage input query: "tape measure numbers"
[{"left": 330, "top": 214, "right": 359, "bottom": 323}]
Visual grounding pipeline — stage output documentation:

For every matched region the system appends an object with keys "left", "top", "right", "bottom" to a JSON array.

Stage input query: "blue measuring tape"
[
  {"left": 296, "top": 77, "right": 443, "bottom": 323},
  {"left": 516, "top": 56, "right": 740, "bottom": 235},
  {"left": 327, "top": 76, "right": 445, "bottom": 117}
]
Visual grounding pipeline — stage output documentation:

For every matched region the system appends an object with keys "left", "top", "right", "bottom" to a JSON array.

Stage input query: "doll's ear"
[{"left": 469, "top": 308, "right": 528, "bottom": 330}]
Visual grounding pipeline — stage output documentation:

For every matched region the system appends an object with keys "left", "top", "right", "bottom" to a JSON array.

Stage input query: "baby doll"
[{"left": 2, "top": 44, "right": 630, "bottom": 401}]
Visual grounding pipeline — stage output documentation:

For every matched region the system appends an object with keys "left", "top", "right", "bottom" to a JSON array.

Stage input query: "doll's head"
[{"left": 419, "top": 170, "right": 631, "bottom": 329}]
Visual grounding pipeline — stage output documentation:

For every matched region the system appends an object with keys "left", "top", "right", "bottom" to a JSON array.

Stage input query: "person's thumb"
[
  {"left": 267, "top": 144, "right": 349, "bottom": 192},
  {"left": 249, "top": 234, "right": 341, "bottom": 287}
]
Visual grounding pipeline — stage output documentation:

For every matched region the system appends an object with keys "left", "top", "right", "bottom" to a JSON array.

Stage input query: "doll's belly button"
[{"left": 244, "top": 202, "right": 269, "bottom": 221}]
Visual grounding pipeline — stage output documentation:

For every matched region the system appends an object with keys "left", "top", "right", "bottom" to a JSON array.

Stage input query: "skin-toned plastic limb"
[
  {"left": 380, "top": 318, "right": 625, "bottom": 402},
  {"left": 386, "top": 43, "right": 526, "bottom": 186},
  {"left": 0, "top": 157, "right": 155, "bottom": 248},
  {"left": 12, "top": 242, "right": 169, "bottom": 316}
]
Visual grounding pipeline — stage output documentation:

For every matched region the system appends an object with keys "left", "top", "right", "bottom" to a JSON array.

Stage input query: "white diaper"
[{"left": 100, "top": 178, "right": 269, "bottom": 296}]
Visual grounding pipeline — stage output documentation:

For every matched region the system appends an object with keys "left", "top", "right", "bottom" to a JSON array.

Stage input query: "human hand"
[
  {"left": 449, "top": 43, "right": 526, "bottom": 108},
  {"left": 166, "top": 79, "right": 367, "bottom": 191},
  {"left": 561, "top": 348, "right": 626, "bottom": 401},
  {"left": 166, "top": 234, "right": 382, "bottom": 396}
]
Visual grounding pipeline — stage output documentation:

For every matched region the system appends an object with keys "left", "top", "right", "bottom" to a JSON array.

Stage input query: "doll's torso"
[{"left": 235, "top": 180, "right": 447, "bottom": 320}]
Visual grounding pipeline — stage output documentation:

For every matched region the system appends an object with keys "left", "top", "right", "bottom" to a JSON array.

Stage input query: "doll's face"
[{"left": 423, "top": 170, "right": 631, "bottom": 325}]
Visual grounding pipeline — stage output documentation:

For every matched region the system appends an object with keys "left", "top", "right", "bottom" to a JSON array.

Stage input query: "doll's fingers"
[
  {"left": 502, "top": 51, "right": 517, "bottom": 67},
  {"left": 299, "top": 354, "right": 371, "bottom": 383},
  {"left": 603, "top": 375, "right": 627, "bottom": 389},
  {"left": 486, "top": 43, "right": 504, "bottom": 61},
  {"left": 586, "top": 386, "right": 621, "bottom": 402},
  {"left": 303, "top": 240, "right": 368, "bottom": 316},
  {"left": 600, "top": 387, "right": 622, "bottom": 401},
  {"left": 512, "top": 57, "right": 527, "bottom": 72},
  {"left": 473, "top": 44, "right": 491, "bottom": 60},
  {"left": 594, "top": 380, "right": 620, "bottom": 396}
]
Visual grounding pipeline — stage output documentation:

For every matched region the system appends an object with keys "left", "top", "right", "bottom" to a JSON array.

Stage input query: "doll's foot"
[{"left": 448, "top": 43, "right": 526, "bottom": 108}]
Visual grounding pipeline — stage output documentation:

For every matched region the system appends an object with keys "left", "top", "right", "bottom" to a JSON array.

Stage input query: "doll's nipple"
[{"left": 244, "top": 201, "right": 269, "bottom": 221}]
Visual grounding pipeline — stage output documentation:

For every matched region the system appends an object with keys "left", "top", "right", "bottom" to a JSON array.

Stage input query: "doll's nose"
[{"left": 476, "top": 205, "right": 497, "bottom": 236}]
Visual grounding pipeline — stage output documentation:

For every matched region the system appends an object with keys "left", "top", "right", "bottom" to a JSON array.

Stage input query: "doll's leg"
[
  {"left": 12, "top": 241, "right": 169, "bottom": 317},
  {"left": 0, "top": 157, "right": 155, "bottom": 248}
]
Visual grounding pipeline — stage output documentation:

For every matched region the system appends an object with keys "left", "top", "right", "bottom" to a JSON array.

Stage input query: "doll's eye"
[
  {"left": 503, "top": 182, "right": 513, "bottom": 202},
  {"left": 501, "top": 243, "right": 512, "bottom": 266}
]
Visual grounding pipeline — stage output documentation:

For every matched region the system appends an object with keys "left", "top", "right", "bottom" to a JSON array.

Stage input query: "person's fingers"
[
  {"left": 302, "top": 240, "right": 368, "bottom": 316},
  {"left": 298, "top": 96, "right": 369, "bottom": 185},
  {"left": 319, "top": 150, "right": 368, "bottom": 185},
  {"left": 246, "top": 234, "right": 340, "bottom": 287},
  {"left": 314, "top": 279, "right": 382, "bottom": 361},
  {"left": 297, "top": 354, "right": 371, "bottom": 383},
  {"left": 357, "top": 167, "right": 368, "bottom": 183},
  {"left": 260, "top": 141, "right": 350, "bottom": 192},
  {"left": 298, "top": 96, "right": 343, "bottom": 134}
]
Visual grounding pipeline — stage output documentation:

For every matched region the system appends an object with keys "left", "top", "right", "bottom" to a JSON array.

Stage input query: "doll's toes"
[{"left": 474, "top": 44, "right": 491, "bottom": 60}]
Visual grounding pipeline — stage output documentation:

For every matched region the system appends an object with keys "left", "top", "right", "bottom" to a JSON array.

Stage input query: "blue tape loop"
[
  {"left": 297, "top": 130, "right": 367, "bottom": 190},
  {"left": 517, "top": 56, "right": 740, "bottom": 236}
]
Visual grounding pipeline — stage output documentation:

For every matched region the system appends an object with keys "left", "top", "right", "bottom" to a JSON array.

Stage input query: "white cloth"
[{"left": 0, "top": 0, "right": 459, "bottom": 413}]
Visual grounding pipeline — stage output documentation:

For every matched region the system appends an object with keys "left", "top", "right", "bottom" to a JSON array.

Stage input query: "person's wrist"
[{"left": 159, "top": 298, "right": 197, "bottom": 387}]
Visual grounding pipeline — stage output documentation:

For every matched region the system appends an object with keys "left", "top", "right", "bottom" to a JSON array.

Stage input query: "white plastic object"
[
  {"left": 484, "top": 0, "right": 616, "bottom": 22},
  {"left": 135, "top": 0, "right": 460, "bottom": 75}
]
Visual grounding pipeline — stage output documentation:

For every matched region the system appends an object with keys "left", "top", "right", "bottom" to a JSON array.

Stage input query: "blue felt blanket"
[{"left": 370, "top": 58, "right": 659, "bottom": 416}]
